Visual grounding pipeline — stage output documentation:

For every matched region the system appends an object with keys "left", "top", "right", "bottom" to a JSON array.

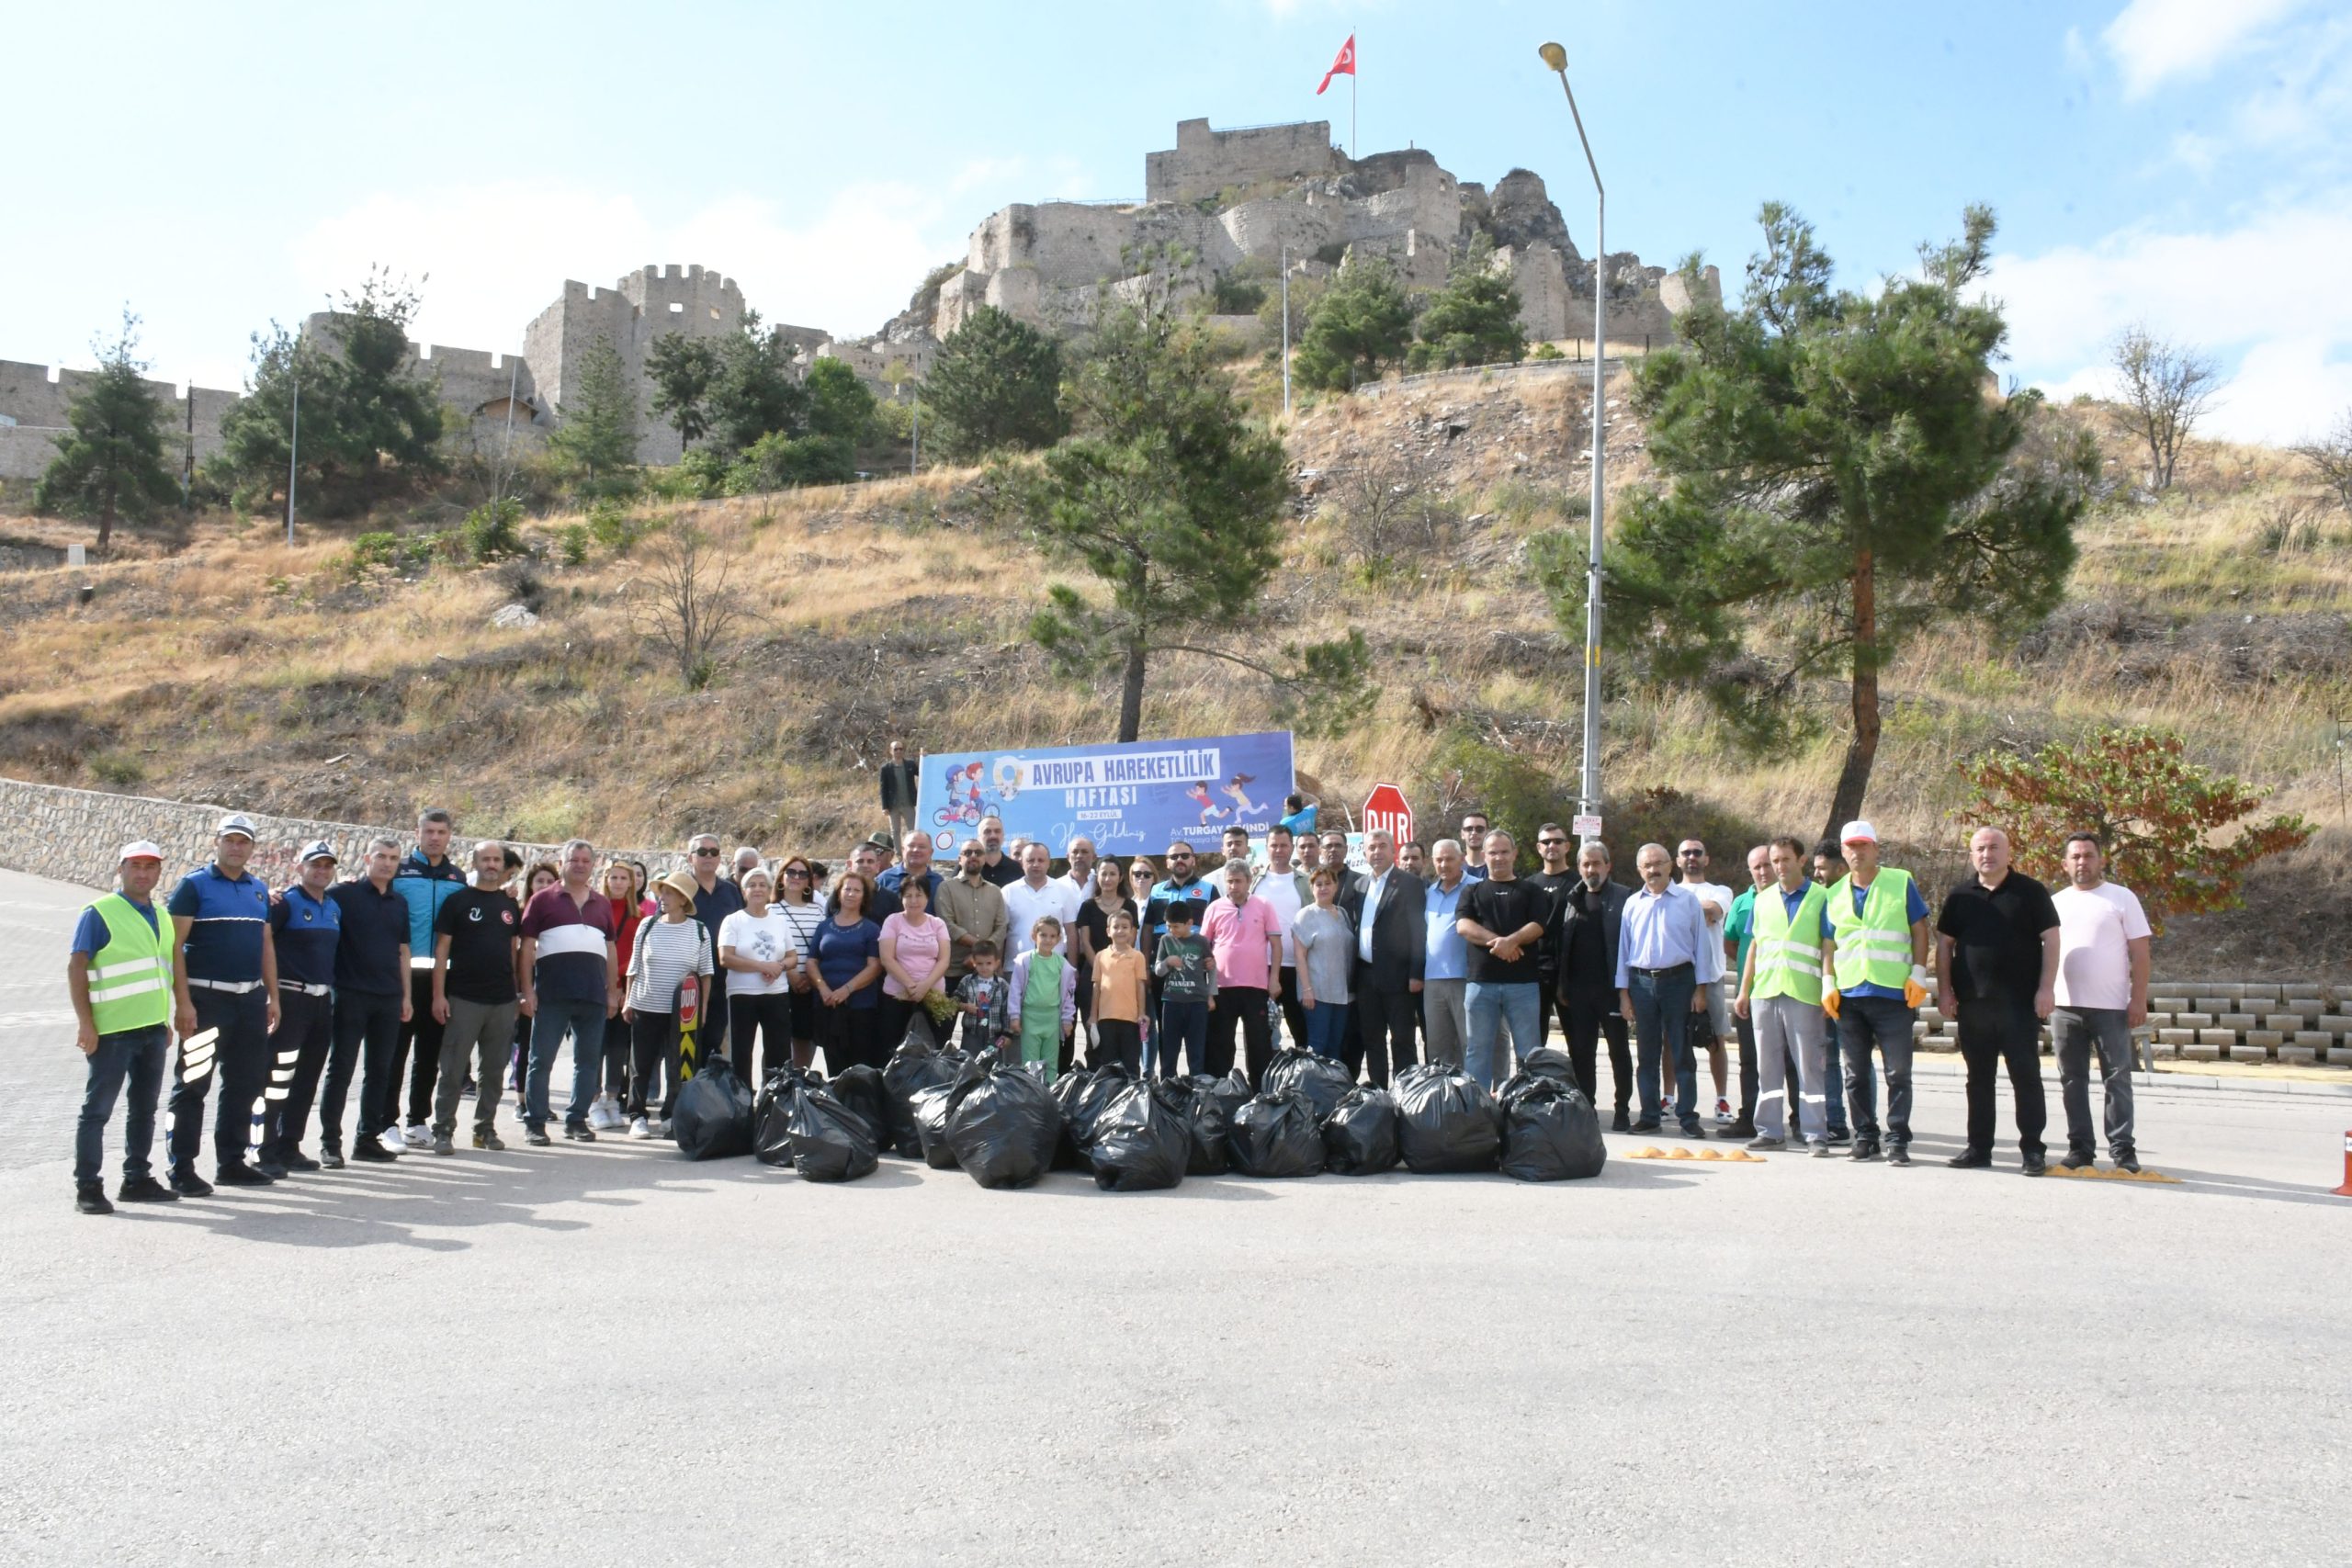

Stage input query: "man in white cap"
[
  {"left": 255, "top": 840, "right": 343, "bottom": 1178},
  {"left": 164, "top": 813, "right": 282, "bottom": 1192},
  {"left": 66, "top": 840, "right": 182, "bottom": 1213},
  {"left": 1819, "top": 820, "right": 1931, "bottom": 1165}
]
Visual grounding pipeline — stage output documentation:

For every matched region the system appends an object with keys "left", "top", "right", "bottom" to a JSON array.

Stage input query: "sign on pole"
[
  {"left": 1571, "top": 813, "right": 1603, "bottom": 840},
  {"left": 1362, "top": 783, "right": 1413, "bottom": 846}
]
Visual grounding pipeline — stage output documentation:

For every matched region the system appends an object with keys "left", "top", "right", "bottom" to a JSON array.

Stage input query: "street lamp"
[{"left": 1540, "top": 40, "right": 1608, "bottom": 842}]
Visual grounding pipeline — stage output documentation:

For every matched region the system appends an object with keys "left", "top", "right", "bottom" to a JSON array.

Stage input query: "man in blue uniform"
[
  {"left": 164, "top": 813, "right": 281, "bottom": 1192},
  {"left": 256, "top": 840, "right": 341, "bottom": 1177},
  {"left": 390, "top": 807, "right": 465, "bottom": 1148}
]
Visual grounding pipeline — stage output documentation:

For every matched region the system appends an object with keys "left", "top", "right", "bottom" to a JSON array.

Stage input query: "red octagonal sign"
[{"left": 1362, "top": 783, "right": 1413, "bottom": 846}]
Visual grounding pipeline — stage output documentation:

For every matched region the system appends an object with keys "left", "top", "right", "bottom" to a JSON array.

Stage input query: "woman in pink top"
[
  {"left": 876, "top": 874, "right": 951, "bottom": 1056},
  {"left": 1202, "top": 858, "right": 1285, "bottom": 1087}
]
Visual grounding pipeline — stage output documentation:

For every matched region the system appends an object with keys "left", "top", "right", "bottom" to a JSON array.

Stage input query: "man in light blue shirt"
[
  {"left": 1615, "top": 842, "right": 1715, "bottom": 1135},
  {"left": 1419, "top": 840, "right": 1472, "bottom": 1066}
]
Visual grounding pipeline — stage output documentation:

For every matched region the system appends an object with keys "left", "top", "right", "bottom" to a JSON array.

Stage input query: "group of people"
[{"left": 64, "top": 786, "right": 2154, "bottom": 1213}]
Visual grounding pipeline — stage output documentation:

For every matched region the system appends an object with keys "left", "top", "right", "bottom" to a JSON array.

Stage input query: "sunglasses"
[
  {"left": 1537, "top": 838, "right": 1567, "bottom": 847},
  {"left": 783, "top": 868, "right": 808, "bottom": 878},
  {"left": 694, "top": 847, "right": 720, "bottom": 856},
  {"left": 1679, "top": 849, "right": 1706, "bottom": 857}
]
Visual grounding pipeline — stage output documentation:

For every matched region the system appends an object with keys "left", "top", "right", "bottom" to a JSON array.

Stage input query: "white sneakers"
[
  {"left": 588, "top": 1093, "right": 622, "bottom": 1133},
  {"left": 401, "top": 1123, "right": 432, "bottom": 1149},
  {"left": 379, "top": 1131, "right": 406, "bottom": 1157},
  {"left": 628, "top": 1116, "right": 653, "bottom": 1139}
]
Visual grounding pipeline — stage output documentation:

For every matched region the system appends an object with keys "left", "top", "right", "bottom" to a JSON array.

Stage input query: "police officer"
[
  {"left": 164, "top": 813, "right": 281, "bottom": 1192},
  {"left": 256, "top": 840, "right": 342, "bottom": 1178},
  {"left": 66, "top": 840, "right": 182, "bottom": 1214},
  {"left": 390, "top": 807, "right": 466, "bottom": 1148}
]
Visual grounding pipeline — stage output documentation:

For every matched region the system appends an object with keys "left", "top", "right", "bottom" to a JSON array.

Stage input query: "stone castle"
[{"left": 0, "top": 117, "right": 1713, "bottom": 484}]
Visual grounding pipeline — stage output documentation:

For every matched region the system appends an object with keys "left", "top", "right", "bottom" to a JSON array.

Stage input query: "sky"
[{"left": 8, "top": 0, "right": 2348, "bottom": 443}]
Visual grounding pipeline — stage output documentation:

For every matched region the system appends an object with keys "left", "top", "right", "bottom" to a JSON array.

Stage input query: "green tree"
[
  {"left": 803, "top": 356, "right": 876, "bottom": 444},
  {"left": 703, "top": 313, "right": 808, "bottom": 459},
  {"left": 1015, "top": 307, "right": 1374, "bottom": 741},
  {"left": 212, "top": 269, "right": 444, "bottom": 512},
  {"left": 644, "top": 333, "right": 718, "bottom": 449},
  {"left": 547, "top": 333, "right": 636, "bottom": 492},
  {"left": 1958, "top": 728, "right": 2311, "bottom": 931},
  {"left": 1540, "top": 203, "right": 2095, "bottom": 840},
  {"left": 1291, "top": 259, "right": 1413, "bottom": 391},
  {"left": 924, "top": 306, "right": 1068, "bottom": 461},
  {"left": 35, "top": 310, "right": 179, "bottom": 553},
  {"left": 1408, "top": 235, "right": 1526, "bottom": 371}
]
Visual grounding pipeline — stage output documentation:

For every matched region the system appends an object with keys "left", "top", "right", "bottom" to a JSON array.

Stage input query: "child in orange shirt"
[{"left": 1091, "top": 908, "right": 1148, "bottom": 1076}]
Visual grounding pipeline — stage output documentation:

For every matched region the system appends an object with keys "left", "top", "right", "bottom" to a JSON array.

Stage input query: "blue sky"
[{"left": 9, "top": 0, "right": 2347, "bottom": 440}]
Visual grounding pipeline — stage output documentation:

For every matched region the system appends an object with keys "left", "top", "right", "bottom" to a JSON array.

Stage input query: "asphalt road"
[{"left": 4, "top": 867, "right": 2347, "bottom": 1566}]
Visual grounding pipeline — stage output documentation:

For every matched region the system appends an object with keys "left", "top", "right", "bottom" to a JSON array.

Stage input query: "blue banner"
[{"left": 920, "top": 731, "right": 1296, "bottom": 861}]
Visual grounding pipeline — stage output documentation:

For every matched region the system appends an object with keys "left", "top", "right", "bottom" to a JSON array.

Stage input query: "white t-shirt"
[
  {"left": 1683, "top": 880, "right": 1736, "bottom": 973},
  {"left": 1253, "top": 867, "right": 1305, "bottom": 966},
  {"left": 1001, "top": 876, "right": 1082, "bottom": 962},
  {"left": 718, "top": 907, "right": 802, "bottom": 996},
  {"left": 2051, "top": 881, "right": 2151, "bottom": 1010}
]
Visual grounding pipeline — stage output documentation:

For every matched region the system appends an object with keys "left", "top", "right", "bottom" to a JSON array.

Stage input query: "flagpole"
[{"left": 1351, "top": 33, "right": 1358, "bottom": 158}]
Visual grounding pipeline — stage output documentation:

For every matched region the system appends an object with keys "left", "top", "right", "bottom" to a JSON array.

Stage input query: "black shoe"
[
  {"left": 214, "top": 1162, "right": 276, "bottom": 1187},
  {"left": 1628, "top": 1120, "right": 1661, "bottom": 1134},
  {"left": 1611, "top": 1109, "right": 1631, "bottom": 1132},
  {"left": 320, "top": 1147, "right": 346, "bottom": 1169},
  {"left": 1850, "top": 1142, "right": 1882, "bottom": 1161},
  {"left": 76, "top": 1183, "right": 114, "bottom": 1215},
  {"left": 254, "top": 1158, "right": 290, "bottom": 1179},
  {"left": 525, "top": 1125, "right": 552, "bottom": 1146},
  {"left": 1825, "top": 1130, "right": 1852, "bottom": 1147},
  {"left": 563, "top": 1122, "right": 596, "bottom": 1143},
  {"left": 169, "top": 1170, "right": 214, "bottom": 1197},
  {"left": 1725, "top": 1121, "right": 1757, "bottom": 1140},
  {"left": 1887, "top": 1144, "right": 1913, "bottom": 1166},
  {"left": 1947, "top": 1149, "right": 1993, "bottom": 1169},
  {"left": 2060, "top": 1150, "right": 2095, "bottom": 1169},
  {"left": 350, "top": 1141, "right": 396, "bottom": 1163},
  {"left": 2021, "top": 1154, "right": 2049, "bottom": 1177},
  {"left": 280, "top": 1151, "right": 322, "bottom": 1173},
  {"left": 117, "top": 1176, "right": 178, "bottom": 1203},
  {"left": 2114, "top": 1150, "right": 2142, "bottom": 1173}
]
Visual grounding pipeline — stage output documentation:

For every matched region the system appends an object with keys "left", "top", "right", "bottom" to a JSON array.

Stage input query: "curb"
[{"left": 1906, "top": 1054, "right": 2352, "bottom": 1100}]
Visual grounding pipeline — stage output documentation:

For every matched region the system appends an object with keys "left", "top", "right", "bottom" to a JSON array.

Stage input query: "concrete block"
[
  {"left": 2181, "top": 1040, "right": 2223, "bottom": 1062},
  {"left": 2264, "top": 1013, "right": 2302, "bottom": 1033},
  {"left": 2155, "top": 1029, "right": 2197, "bottom": 1047},
  {"left": 2245, "top": 1030, "right": 2286, "bottom": 1051},
  {"left": 2228, "top": 1040, "right": 2271, "bottom": 1063},
  {"left": 2279, "top": 983, "right": 2322, "bottom": 999},
  {"left": 2142, "top": 1013, "right": 2172, "bottom": 1031},
  {"left": 2293, "top": 1031, "right": 2331, "bottom": 1053},
  {"left": 2216, "top": 1012, "right": 2257, "bottom": 1032},
  {"left": 2150, "top": 996, "right": 2191, "bottom": 1014},
  {"left": 2322, "top": 1015, "right": 2352, "bottom": 1036},
  {"left": 2238, "top": 984, "right": 2280, "bottom": 1004},
  {"left": 2196, "top": 1029, "right": 2238, "bottom": 1048},
  {"left": 2174, "top": 1013, "right": 2213, "bottom": 1029},
  {"left": 1917, "top": 1007, "right": 1944, "bottom": 1027},
  {"left": 2193, "top": 997, "right": 2234, "bottom": 1015},
  {"left": 2289, "top": 999, "right": 2325, "bottom": 1022},
  {"left": 2279, "top": 1045, "right": 2319, "bottom": 1067}
]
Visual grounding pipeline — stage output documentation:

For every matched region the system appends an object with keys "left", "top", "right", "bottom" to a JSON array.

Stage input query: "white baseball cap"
[
  {"left": 217, "top": 812, "right": 258, "bottom": 840},
  {"left": 119, "top": 840, "right": 164, "bottom": 863},
  {"left": 1838, "top": 819, "right": 1878, "bottom": 845}
]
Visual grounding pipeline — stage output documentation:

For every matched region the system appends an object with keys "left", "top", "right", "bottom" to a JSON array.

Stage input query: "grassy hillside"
[{"left": 1, "top": 365, "right": 2345, "bottom": 975}]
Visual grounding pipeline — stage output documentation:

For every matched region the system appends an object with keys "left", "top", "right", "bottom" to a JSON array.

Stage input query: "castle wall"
[
  {"left": 0, "top": 359, "right": 238, "bottom": 483},
  {"left": 1146, "top": 118, "right": 1336, "bottom": 204}
]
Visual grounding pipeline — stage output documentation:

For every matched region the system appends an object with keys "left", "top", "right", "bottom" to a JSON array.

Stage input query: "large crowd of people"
[{"left": 63, "top": 783, "right": 2155, "bottom": 1213}]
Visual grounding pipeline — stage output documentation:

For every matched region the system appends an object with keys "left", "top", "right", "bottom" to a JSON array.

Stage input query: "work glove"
[
  {"left": 1822, "top": 989, "right": 1841, "bottom": 1021},
  {"left": 1904, "top": 964, "right": 1930, "bottom": 1009}
]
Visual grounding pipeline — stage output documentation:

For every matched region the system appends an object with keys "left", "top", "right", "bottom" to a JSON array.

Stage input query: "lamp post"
[{"left": 1541, "top": 39, "right": 1607, "bottom": 840}]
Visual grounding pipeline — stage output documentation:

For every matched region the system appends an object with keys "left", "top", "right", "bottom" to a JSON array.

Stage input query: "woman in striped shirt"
[
  {"left": 774, "top": 856, "right": 827, "bottom": 1071},
  {"left": 621, "top": 872, "right": 714, "bottom": 1139}
]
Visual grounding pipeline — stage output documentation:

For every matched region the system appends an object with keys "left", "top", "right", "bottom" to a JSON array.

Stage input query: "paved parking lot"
[{"left": 3, "top": 867, "right": 2346, "bottom": 1566}]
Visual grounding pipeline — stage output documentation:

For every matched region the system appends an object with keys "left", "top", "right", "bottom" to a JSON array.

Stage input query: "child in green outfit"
[{"left": 1009, "top": 917, "right": 1077, "bottom": 1083}]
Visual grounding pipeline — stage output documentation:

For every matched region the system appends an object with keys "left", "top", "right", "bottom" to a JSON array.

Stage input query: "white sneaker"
[
  {"left": 652, "top": 1119, "right": 673, "bottom": 1139},
  {"left": 628, "top": 1116, "right": 653, "bottom": 1139},
  {"left": 401, "top": 1123, "right": 432, "bottom": 1148},
  {"left": 377, "top": 1131, "right": 405, "bottom": 1157},
  {"left": 588, "top": 1095, "right": 618, "bottom": 1133}
]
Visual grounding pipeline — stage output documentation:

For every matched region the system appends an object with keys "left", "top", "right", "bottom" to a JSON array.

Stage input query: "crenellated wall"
[{"left": 0, "top": 359, "right": 240, "bottom": 483}]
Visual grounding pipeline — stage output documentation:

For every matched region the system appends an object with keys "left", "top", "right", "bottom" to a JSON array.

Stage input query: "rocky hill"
[{"left": 0, "top": 363, "right": 2345, "bottom": 976}]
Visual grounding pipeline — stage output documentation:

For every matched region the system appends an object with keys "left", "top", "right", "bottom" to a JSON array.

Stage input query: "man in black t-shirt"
[
  {"left": 1521, "top": 822, "right": 1580, "bottom": 1052},
  {"left": 1934, "top": 827, "right": 2061, "bottom": 1174},
  {"left": 1454, "top": 831, "right": 1552, "bottom": 1090},
  {"left": 428, "top": 840, "right": 524, "bottom": 1154}
]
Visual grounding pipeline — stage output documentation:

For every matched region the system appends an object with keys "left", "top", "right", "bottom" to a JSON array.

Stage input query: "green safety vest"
[
  {"left": 85, "top": 892, "right": 174, "bottom": 1035},
  {"left": 1750, "top": 882, "right": 1829, "bottom": 1005},
  {"left": 1825, "top": 868, "right": 1917, "bottom": 994}
]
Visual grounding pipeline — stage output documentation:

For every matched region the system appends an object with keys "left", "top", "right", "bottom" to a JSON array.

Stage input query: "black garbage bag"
[
  {"left": 1161, "top": 1077, "right": 1231, "bottom": 1176},
  {"left": 1511, "top": 1046, "right": 1580, "bottom": 1090},
  {"left": 882, "top": 1021, "right": 964, "bottom": 1158},
  {"left": 1227, "top": 1090, "right": 1326, "bottom": 1179},
  {"left": 1394, "top": 1061, "right": 1501, "bottom": 1173},
  {"left": 1321, "top": 1086, "right": 1401, "bottom": 1175},
  {"left": 910, "top": 1083, "right": 960, "bottom": 1169},
  {"left": 830, "top": 1064, "right": 893, "bottom": 1156},
  {"left": 1498, "top": 1074, "right": 1608, "bottom": 1181},
  {"left": 1261, "top": 1045, "right": 1357, "bottom": 1122},
  {"left": 753, "top": 1069, "right": 879, "bottom": 1181},
  {"left": 1199, "top": 1069, "right": 1253, "bottom": 1132},
  {"left": 673, "top": 1057, "right": 755, "bottom": 1160},
  {"left": 1088, "top": 1080, "right": 1191, "bottom": 1191},
  {"left": 944, "top": 1049, "right": 1064, "bottom": 1189},
  {"left": 1052, "top": 1062, "right": 1135, "bottom": 1168}
]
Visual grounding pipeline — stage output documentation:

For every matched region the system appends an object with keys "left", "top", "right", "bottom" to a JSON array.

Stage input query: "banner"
[{"left": 920, "top": 731, "right": 1295, "bottom": 860}]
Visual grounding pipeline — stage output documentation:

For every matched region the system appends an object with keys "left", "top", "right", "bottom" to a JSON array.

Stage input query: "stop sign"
[{"left": 1362, "top": 783, "right": 1413, "bottom": 845}]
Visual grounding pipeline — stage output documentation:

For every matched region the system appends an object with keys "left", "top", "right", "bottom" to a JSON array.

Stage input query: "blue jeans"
[
  {"left": 526, "top": 998, "right": 608, "bottom": 1130},
  {"left": 1304, "top": 999, "right": 1352, "bottom": 1060},
  {"left": 1627, "top": 965, "right": 1700, "bottom": 1129},
  {"left": 1464, "top": 982, "right": 1542, "bottom": 1091},
  {"left": 1159, "top": 999, "right": 1209, "bottom": 1078},
  {"left": 75, "top": 1024, "right": 170, "bottom": 1186}
]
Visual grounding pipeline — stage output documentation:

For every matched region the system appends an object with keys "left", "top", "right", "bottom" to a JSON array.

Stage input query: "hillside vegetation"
[{"left": 1, "top": 365, "right": 2346, "bottom": 975}]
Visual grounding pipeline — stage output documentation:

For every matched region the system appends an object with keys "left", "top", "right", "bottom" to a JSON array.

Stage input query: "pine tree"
[
  {"left": 548, "top": 333, "right": 636, "bottom": 491},
  {"left": 1018, "top": 308, "right": 1373, "bottom": 741},
  {"left": 1408, "top": 235, "right": 1525, "bottom": 371},
  {"left": 35, "top": 310, "right": 179, "bottom": 553},
  {"left": 1538, "top": 204, "right": 2095, "bottom": 840},
  {"left": 1292, "top": 258, "right": 1415, "bottom": 391},
  {"left": 924, "top": 306, "right": 1067, "bottom": 461}
]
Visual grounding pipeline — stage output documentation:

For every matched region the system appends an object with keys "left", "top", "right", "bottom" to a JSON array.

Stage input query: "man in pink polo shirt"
[{"left": 1202, "top": 859, "right": 1284, "bottom": 1086}]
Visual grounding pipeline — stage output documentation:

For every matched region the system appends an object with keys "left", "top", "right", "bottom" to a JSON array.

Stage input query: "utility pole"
[
  {"left": 494, "top": 351, "right": 519, "bottom": 509},
  {"left": 285, "top": 373, "right": 300, "bottom": 548},
  {"left": 910, "top": 387, "right": 921, "bottom": 475},
  {"left": 1281, "top": 243, "right": 1293, "bottom": 419}
]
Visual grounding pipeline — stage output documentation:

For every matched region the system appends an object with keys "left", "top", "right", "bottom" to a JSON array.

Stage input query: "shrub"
[
  {"left": 1532, "top": 342, "right": 1566, "bottom": 361},
  {"left": 585, "top": 498, "right": 643, "bottom": 554},
  {"left": 724, "top": 430, "right": 855, "bottom": 493},
  {"left": 90, "top": 751, "right": 145, "bottom": 789},
  {"left": 345, "top": 531, "right": 401, "bottom": 572},
  {"left": 458, "top": 497, "right": 525, "bottom": 562},
  {"left": 557, "top": 522, "right": 590, "bottom": 566}
]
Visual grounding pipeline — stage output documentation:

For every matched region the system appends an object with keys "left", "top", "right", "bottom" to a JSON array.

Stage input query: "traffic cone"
[{"left": 2335, "top": 1131, "right": 2352, "bottom": 1198}]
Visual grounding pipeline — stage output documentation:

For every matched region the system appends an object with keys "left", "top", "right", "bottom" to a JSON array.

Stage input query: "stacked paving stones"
[{"left": 1915, "top": 981, "right": 2351, "bottom": 1067}]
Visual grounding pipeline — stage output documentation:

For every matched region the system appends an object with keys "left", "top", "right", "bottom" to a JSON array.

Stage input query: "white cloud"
[
  {"left": 289, "top": 178, "right": 974, "bottom": 358},
  {"left": 2101, "top": 0, "right": 2311, "bottom": 98},
  {"left": 1985, "top": 193, "right": 2352, "bottom": 442}
]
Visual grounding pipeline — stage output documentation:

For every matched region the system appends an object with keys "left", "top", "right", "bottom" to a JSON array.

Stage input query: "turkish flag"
[{"left": 1317, "top": 34, "right": 1355, "bottom": 95}]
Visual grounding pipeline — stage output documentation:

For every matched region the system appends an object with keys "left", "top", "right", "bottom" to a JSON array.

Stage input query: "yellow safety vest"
[
  {"left": 1750, "top": 882, "right": 1829, "bottom": 1005},
  {"left": 1825, "top": 868, "right": 1917, "bottom": 994},
  {"left": 85, "top": 892, "right": 174, "bottom": 1034}
]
